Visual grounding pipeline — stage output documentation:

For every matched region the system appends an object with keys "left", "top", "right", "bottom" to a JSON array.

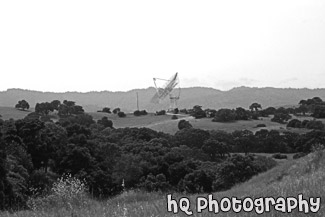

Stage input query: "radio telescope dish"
[{"left": 150, "top": 72, "right": 180, "bottom": 110}]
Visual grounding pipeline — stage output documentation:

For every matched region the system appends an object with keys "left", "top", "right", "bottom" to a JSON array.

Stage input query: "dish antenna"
[{"left": 150, "top": 72, "right": 181, "bottom": 110}]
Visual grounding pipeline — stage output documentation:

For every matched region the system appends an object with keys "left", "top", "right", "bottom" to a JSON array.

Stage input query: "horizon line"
[{"left": 0, "top": 86, "right": 323, "bottom": 94}]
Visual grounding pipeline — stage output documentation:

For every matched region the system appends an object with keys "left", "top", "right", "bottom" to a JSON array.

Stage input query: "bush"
[
  {"left": 97, "top": 117, "right": 113, "bottom": 128},
  {"left": 117, "top": 111, "right": 126, "bottom": 118},
  {"left": 113, "top": 108, "right": 121, "bottom": 114},
  {"left": 134, "top": 110, "right": 141, "bottom": 116},
  {"left": 189, "top": 105, "right": 206, "bottom": 119},
  {"left": 212, "top": 109, "right": 236, "bottom": 122},
  {"left": 271, "top": 113, "right": 292, "bottom": 124},
  {"left": 101, "top": 107, "right": 111, "bottom": 113},
  {"left": 305, "top": 120, "right": 324, "bottom": 130},
  {"left": 256, "top": 124, "right": 266, "bottom": 128},
  {"left": 155, "top": 110, "right": 166, "bottom": 116},
  {"left": 287, "top": 119, "right": 302, "bottom": 128},
  {"left": 272, "top": 153, "right": 288, "bottom": 159},
  {"left": 293, "top": 152, "right": 308, "bottom": 159},
  {"left": 27, "top": 174, "right": 88, "bottom": 211},
  {"left": 134, "top": 110, "right": 148, "bottom": 116},
  {"left": 171, "top": 115, "right": 178, "bottom": 120},
  {"left": 178, "top": 120, "right": 192, "bottom": 130},
  {"left": 212, "top": 154, "right": 276, "bottom": 192}
]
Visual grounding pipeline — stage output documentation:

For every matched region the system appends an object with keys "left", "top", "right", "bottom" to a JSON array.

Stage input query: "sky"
[{"left": 1, "top": 0, "right": 325, "bottom": 92}]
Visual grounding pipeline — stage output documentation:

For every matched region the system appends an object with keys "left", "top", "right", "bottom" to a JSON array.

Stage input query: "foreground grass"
[{"left": 2, "top": 150, "right": 325, "bottom": 217}]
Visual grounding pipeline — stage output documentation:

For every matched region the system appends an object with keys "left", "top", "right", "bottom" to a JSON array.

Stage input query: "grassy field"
[
  {"left": 89, "top": 112, "right": 176, "bottom": 128},
  {"left": 0, "top": 107, "right": 33, "bottom": 120},
  {"left": 2, "top": 150, "right": 324, "bottom": 217},
  {"left": 147, "top": 115, "right": 314, "bottom": 135},
  {"left": 0, "top": 107, "right": 320, "bottom": 135}
]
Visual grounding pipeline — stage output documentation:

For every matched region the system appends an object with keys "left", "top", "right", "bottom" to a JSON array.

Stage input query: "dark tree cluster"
[
  {"left": 298, "top": 97, "right": 325, "bottom": 117},
  {"left": 35, "top": 100, "right": 60, "bottom": 115},
  {"left": 133, "top": 110, "right": 148, "bottom": 116},
  {"left": 188, "top": 105, "right": 206, "bottom": 119},
  {"left": 287, "top": 119, "right": 324, "bottom": 130},
  {"left": 58, "top": 100, "right": 84, "bottom": 117},
  {"left": 271, "top": 112, "right": 292, "bottom": 124},
  {"left": 111, "top": 108, "right": 126, "bottom": 118}
]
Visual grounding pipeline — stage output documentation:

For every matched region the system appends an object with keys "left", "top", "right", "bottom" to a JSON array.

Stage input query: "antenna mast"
[{"left": 136, "top": 92, "right": 139, "bottom": 110}]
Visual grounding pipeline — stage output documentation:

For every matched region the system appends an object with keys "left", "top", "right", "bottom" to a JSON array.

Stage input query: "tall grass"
[{"left": 2, "top": 150, "right": 325, "bottom": 217}]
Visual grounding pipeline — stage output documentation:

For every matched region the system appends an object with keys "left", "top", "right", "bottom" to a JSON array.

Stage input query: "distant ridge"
[{"left": 1, "top": 87, "right": 325, "bottom": 112}]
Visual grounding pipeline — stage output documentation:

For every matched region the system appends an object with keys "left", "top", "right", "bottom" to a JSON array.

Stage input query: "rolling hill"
[{"left": 1, "top": 86, "right": 325, "bottom": 113}]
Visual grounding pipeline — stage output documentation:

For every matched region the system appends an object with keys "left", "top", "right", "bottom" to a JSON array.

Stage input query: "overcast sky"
[{"left": 1, "top": 0, "right": 324, "bottom": 92}]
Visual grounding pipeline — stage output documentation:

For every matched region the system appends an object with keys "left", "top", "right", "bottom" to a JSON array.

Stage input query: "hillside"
[
  {"left": 1, "top": 87, "right": 325, "bottom": 112},
  {"left": 4, "top": 150, "right": 324, "bottom": 217},
  {"left": 0, "top": 107, "right": 33, "bottom": 120}
]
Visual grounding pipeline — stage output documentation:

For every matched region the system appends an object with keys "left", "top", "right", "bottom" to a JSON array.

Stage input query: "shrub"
[
  {"left": 171, "top": 115, "right": 178, "bottom": 120},
  {"left": 140, "top": 110, "right": 148, "bottom": 115},
  {"left": 101, "top": 107, "right": 111, "bottom": 113},
  {"left": 287, "top": 119, "right": 302, "bottom": 128},
  {"left": 155, "top": 110, "right": 166, "bottom": 116},
  {"left": 293, "top": 152, "right": 308, "bottom": 159},
  {"left": 173, "top": 108, "right": 179, "bottom": 114},
  {"left": 212, "top": 154, "right": 276, "bottom": 192},
  {"left": 256, "top": 124, "right": 266, "bottom": 128},
  {"left": 27, "top": 174, "right": 88, "bottom": 211},
  {"left": 97, "top": 117, "right": 113, "bottom": 128},
  {"left": 134, "top": 110, "right": 148, "bottom": 116},
  {"left": 189, "top": 105, "right": 206, "bottom": 119},
  {"left": 212, "top": 109, "right": 236, "bottom": 122},
  {"left": 272, "top": 153, "right": 288, "bottom": 159},
  {"left": 305, "top": 120, "right": 324, "bottom": 130},
  {"left": 113, "top": 108, "right": 121, "bottom": 114},
  {"left": 118, "top": 111, "right": 126, "bottom": 118},
  {"left": 134, "top": 110, "right": 141, "bottom": 116},
  {"left": 178, "top": 120, "right": 192, "bottom": 130},
  {"left": 271, "top": 113, "right": 292, "bottom": 124}
]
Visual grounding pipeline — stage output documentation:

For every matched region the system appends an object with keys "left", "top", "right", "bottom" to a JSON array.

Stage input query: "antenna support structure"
[{"left": 150, "top": 72, "right": 181, "bottom": 111}]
